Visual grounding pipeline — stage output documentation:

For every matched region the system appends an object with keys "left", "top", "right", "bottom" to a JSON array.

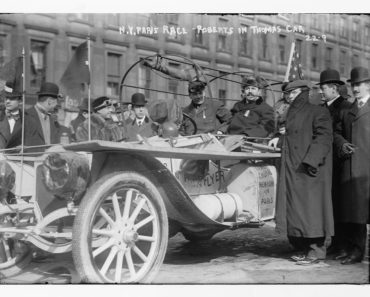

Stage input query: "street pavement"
[{"left": 1, "top": 221, "right": 369, "bottom": 284}]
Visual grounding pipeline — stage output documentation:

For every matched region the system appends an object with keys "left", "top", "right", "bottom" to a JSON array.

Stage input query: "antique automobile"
[
  {"left": 0, "top": 134, "right": 280, "bottom": 283},
  {"left": 0, "top": 55, "right": 281, "bottom": 283}
]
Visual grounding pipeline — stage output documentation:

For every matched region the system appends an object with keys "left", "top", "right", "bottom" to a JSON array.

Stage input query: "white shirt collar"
[{"left": 327, "top": 95, "right": 340, "bottom": 107}]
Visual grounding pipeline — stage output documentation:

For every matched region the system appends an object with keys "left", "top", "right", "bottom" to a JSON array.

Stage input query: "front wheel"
[{"left": 72, "top": 171, "right": 168, "bottom": 283}]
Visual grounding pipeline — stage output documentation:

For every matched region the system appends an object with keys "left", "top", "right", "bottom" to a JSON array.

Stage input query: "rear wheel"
[
  {"left": 72, "top": 172, "right": 168, "bottom": 283},
  {"left": 0, "top": 237, "right": 32, "bottom": 278}
]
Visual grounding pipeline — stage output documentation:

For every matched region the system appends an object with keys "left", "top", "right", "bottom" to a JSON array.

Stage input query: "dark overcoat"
[
  {"left": 227, "top": 98, "right": 274, "bottom": 137},
  {"left": 125, "top": 116, "right": 157, "bottom": 142},
  {"left": 181, "top": 99, "right": 231, "bottom": 135},
  {"left": 24, "top": 106, "right": 61, "bottom": 146},
  {"left": 275, "top": 90, "right": 334, "bottom": 238},
  {"left": 333, "top": 100, "right": 370, "bottom": 224},
  {"left": 326, "top": 96, "right": 352, "bottom": 218}
]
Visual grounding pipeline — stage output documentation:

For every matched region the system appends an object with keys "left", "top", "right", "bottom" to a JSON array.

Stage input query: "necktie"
[
  {"left": 6, "top": 110, "right": 20, "bottom": 121},
  {"left": 358, "top": 100, "right": 365, "bottom": 108}
]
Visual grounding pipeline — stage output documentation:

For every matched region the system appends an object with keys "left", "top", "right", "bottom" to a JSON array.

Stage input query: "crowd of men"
[{"left": 0, "top": 62, "right": 368, "bottom": 266}]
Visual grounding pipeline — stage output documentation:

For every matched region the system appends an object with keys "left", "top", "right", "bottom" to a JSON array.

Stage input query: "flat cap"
[
  {"left": 242, "top": 76, "right": 264, "bottom": 89},
  {"left": 188, "top": 80, "right": 207, "bottom": 93},
  {"left": 284, "top": 80, "right": 312, "bottom": 92}
]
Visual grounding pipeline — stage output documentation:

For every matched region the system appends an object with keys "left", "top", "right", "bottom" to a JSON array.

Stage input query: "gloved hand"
[
  {"left": 268, "top": 137, "right": 279, "bottom": 149},
  {"left": 303, "top": 163, "right": 318, "bottom": 177}
]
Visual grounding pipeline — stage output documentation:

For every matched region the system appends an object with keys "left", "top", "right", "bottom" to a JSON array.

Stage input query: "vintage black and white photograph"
[{"left": 0, "top": 3, "right": 369, "bottom": 289}]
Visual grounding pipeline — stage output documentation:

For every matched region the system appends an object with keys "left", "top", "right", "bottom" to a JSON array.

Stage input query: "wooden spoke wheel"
[{"left": 72, "top": 172, "right": 168, "bottom": 283}]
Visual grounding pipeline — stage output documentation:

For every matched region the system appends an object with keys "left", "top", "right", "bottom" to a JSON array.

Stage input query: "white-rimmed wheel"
[{"left": 72, "top": 171, "right": 168, "bottom": 283}]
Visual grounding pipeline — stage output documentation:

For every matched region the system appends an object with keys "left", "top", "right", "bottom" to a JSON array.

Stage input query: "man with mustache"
[
  {"left": 227, "top": 76, "right": 274, "bottom": 138},
  {"left": 333, "top": 66, "right": 370, "bottom": 264}
]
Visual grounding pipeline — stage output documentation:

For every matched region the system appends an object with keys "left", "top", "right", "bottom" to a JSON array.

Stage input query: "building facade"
[{"left": 1, "top": 13, "right": 370, "bottom": 116}]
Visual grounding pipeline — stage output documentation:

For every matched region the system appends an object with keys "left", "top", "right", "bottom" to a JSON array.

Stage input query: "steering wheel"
[{"left": 180, "top": 112, "right": 197, "bottom": 135}]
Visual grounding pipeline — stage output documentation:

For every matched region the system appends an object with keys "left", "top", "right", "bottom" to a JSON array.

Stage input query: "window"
[
  {"left": 340, "top": 16, "right": 347, "bottom": 37},
  {"left": 106, "top": 53, "right": 121, "bottom": 97},
  {"left": 311, "top": 43, "right": 318, "bottom": 69},
  {"left": 259, "top": 34, "right": 269, "bottom": 60},
  {"left": 137, "top": 64, "right": 152, "bottom": 98},
  {"left": 30, "top": 40, "right": 48, "bottom": 88},
  {"left": 325, "top": 47, "right": 333, "bottom": 69},
  {"left": 353, "top": 21, "right": 360, "bottom": 42},
  {"left": 239, "top": 24, "right": 249, "bottom": 55},
  {"left": 217, "top": 18, "right": 229, "bottom": 52},
  {"left": 312, "top": 14, "right": 319, "bottom": 29},
  {"left": 352, "top": 54, "right": 359, "bottom": 67},
  {"left": 106, "top": 13, "right": 119, "bottom": 27},
  {"left": 166, "top": 14, "right": 180, "bottom": 41},
  {"left": 366, "top": 26, "right": 370, "bottom": 45},
  {"left": 327, "top": 15, "right": 334, "bottom": 33},
  {"left": 340, "top": 50, "right": 346, "bottom": 75},
  {"left": 0, "top": 35, "right": 6, "bottom": 67},
  {"left": 218, "top": 71, "right": 227, "bottom": 103},
  {"left": 296, "top": 39, "right": 303, "bottom": 61},
  {"left": 278, "top": 35, "right": 287, "bottom": 63}
]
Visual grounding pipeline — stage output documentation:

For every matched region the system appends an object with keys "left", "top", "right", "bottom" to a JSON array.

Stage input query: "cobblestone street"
[{"left": 1, "top": 222, "right": 368, "bottom": 284}]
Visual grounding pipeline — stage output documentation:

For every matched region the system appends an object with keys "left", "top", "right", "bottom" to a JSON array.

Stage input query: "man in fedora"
[
  {"left": 270, "top": 80, "right": 334, "bottom": 265},
  {"left": 76, "top": 96, "right": 126, "bottom": 142},
  {"left": 125, "top": 93, "right": 157, "bottom": 142},
  {"left": 316, "top": 69, "right": 353, "bottom": 257},
  {"left": 333, "top": 66, "right": 370, "bottom": 264},
  {"left": 25, "top": 82, "right": 63, "bottom": 147},
  {"left": 227, "top": 76, "right": 274, "bottom": 138},
  {"left": 0, "top": 81, "right": 25, "bottom": 149}
]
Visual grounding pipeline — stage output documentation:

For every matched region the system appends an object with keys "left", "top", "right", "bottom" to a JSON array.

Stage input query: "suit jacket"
[
  {"left": 125, "top": 116, "right": 157, "bottom": 142},
  {"left": 24, "top": 106, "right": 61, "bottom": 147},
  {"left": 0, "top": 110, "right": 23, "bottom": 149}
]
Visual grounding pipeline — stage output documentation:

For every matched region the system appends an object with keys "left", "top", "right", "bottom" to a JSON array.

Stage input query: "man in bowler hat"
[
  {"left": 316, "top": 69, "right": 353, "bottom": 257},
  {"left": 270, "top": 80, "right": 334, "bottom": 265},
  {"left": 333, "top": 66, "right": 370, "bottom": 264},
  {"left": 25, "top": 82, "right": 63, "bottom": 147},
  {"left": 70, "top": 97, "right": 92, "bottom": 141},
  {"left": 125, "top": 93, "right": 157, "bottom": 142}
]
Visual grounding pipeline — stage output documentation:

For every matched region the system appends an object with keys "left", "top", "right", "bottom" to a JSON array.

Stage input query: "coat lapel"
[{"left": 355, "top": 100, "right": 370, "bottom": 120}]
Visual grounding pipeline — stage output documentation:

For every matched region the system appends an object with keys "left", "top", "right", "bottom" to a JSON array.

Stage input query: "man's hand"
[
  {"left": 268, "top": 137, "right": 279, "bottom": 149},
  {"left": 341, "top": 142, "right": 356, "bottom": 155}
]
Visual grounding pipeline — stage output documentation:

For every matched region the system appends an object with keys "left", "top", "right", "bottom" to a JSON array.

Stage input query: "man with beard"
[
  {"left": 227, "top": 76, "right": 274, "bottom": 137},
  {"left": 333, "top": 66, "right": 370, "bottom": 264},
  {"left": 270, "top": 80, "right": 334, "bottom": 265}
]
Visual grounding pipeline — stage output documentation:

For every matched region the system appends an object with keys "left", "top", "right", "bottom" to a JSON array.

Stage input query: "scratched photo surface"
[{"left": 0, "top": 12, "right": 369, "bottom": 286}]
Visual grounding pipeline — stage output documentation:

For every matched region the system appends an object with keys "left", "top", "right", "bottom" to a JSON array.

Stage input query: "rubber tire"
[
  {"left": 72, "top": 171, "right": 168, "bottom": 283},
  {"left": 0, "top": 239, "right": 32, "bottom": 279}
]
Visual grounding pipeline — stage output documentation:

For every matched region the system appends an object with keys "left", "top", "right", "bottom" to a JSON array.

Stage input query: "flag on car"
[
  {"left": 60, "top": 41, "right": 90, "bottom": 111},
  {"left": 285, "top": 42, "right": 304, "bottom": 82}
]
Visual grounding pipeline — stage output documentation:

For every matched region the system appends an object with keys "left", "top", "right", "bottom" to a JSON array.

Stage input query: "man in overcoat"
[
  {"left": 227, "top": 76, "right": 274, "bottom": 138},
  {"left": 24, "top": 82, "right": 63, "bottom": 147},
  {"left": 317, "top": 69, "right": 352, "bottom": 255},
  {"left": 125, "top": 93, "right": 157, "bottom": 142},
  {"left": 272, "top": 80, "right": 334, "bottom": 265},
  {"left": 0, "top": 81, "right": 24, "bottom": 150},
  {"left": 333, "top": 66, "right": 370, "bottom": 264}
]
